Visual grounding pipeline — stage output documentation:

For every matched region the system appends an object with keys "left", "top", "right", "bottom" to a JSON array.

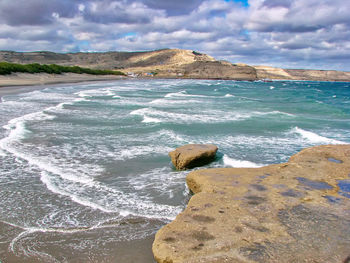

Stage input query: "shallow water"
[{"left": 0, "top": 79, "right": 349, "bottom": 262}]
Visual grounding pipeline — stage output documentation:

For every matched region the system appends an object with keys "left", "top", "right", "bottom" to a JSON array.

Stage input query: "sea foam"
[
  {"left": 223, "top": 155, "right": 264, "bottom": 168},
  {"left": 292, "top": 127, "right": 346, "bottom": 144}
]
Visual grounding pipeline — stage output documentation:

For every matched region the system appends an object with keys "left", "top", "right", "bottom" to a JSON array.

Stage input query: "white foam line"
[
  {"left": 41, "top": 171, "right": 179, "bottom": 220},
  {"left": 1, "top": 114, "right": 180, "bottom": 219},
  {"left": 223, "top": 155, "right": 264, "bottom": 168},
  {"left": 0, "top": 110, "right": 95, "bottom": 185},
  {"left": 130, "top": 107, "right": 295, "bottom": 124},
  {"left": 292, "top": 127, "right": 346, "bottom": 144},
  {"left": 10, "top": 230, "right": 35, "bottom": 255},
  {"left": 75, "top": 88, "right": 117, "bottom": 99},
  {"left": 149, "top": 98, "right": 201, "bottom": 106},
  {"left": 256, "top": 110, "right": 295, "bottom": 117},
  {"left": 164, "top": 91, "right": 210, "bottom": 98},
  {"left": 8, "top": 216, "right": 131, "bottom": 256},
  {"left": 142, "top": 116, "right": 162, "bottom": 123},
  {"left": 0, "top": 142, "right": 94, "bottom": 186},
  {"left": 158, "top": 129, "right": 187, "bottom": 143},
  {"left": 40, "top": 172, "right": 113, "bottom": 213}
]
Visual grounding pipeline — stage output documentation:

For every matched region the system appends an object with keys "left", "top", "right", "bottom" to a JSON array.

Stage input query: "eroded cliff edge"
[{"left": 153, "top": 145, "right": 350, "bottom": 263}]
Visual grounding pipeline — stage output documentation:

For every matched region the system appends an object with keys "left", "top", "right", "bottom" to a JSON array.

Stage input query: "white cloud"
[{"left": 0, "top": 0, "right": 349, "bottom": 70}]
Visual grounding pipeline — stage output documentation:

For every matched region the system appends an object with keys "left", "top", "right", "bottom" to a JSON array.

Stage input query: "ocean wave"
[
  {"left": 291, "top": 127, "right": 346, "bottom": 144},
  {"left": 148, "top": 98, "right": 200, "bottom": 106},
  {"left": 75, "top": 88, "right": 117, "bottom": 99},
  {"left": 130, "top": 107, "right": 293, "bottom": 124},
  {"left": 157, "top": 129, "right": 188, "bottom": 143},
  {"left": 224, "top": 94, "right": 234, "bottom": 97},
  {"left": 2, "top": 111, "right": 55, "bottom": 142},
  {"left": 164, "top": 90, "right": 187, "bottom": 98},
  {"left": 0, "top": 110, "right": 100, "bottom": 186},
  {"left": 223, "top": 155, "right": 264, "bottom": 168},
  {"left": 40, "top": 170, "right": 182, "bottom": 220},
  {"left": 164, "top": 90, "right": 210, "bottom": 98},
  {"left": 119, "top": 145, "right": 173, "bottom": 160},
  {"left": 142, "top": 116, "right": 162, "bottom": 123},
  {"left": 253, "top": 110, "right": 295, "bottom": 117},
  {"left": 128, "top": 167, "right": 188, "bottom": 200},
  {"left": 40, "top": 172, "right": 115, "bottom": 213}
]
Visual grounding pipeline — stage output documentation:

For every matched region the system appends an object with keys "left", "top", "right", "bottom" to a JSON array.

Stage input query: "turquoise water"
[{"left": 0, "top": 79, "right": 349, "bottom": 261}]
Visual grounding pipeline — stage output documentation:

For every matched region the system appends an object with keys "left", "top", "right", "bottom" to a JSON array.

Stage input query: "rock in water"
[{"left": 169, "top": 144, "right": 218, "bottom": 170}]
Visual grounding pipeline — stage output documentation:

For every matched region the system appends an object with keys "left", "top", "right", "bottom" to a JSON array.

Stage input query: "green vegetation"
[
  {"left": 192, "top": 51, "right": 202, "bottom": 56},
  {"left": 0, "top": 62, "right": 125, "bottom": 76}
]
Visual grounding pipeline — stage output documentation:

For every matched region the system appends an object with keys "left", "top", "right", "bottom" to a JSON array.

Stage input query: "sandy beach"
[{"left": 0, "top": 73, "right": 126, "bottom": 97}]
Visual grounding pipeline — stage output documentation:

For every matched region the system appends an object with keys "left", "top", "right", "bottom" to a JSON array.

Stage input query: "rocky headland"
[
  {"left": 255, "top": 65, "right": 350, "bottom": 82},
  {"left": 1, "top": 49, "right": 350, "bottom": 82},
  {"left": 153, "top": 144, "right": 350, "bottom": 263}
]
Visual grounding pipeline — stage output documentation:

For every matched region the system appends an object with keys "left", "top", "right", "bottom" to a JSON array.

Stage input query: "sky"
[{"left": 0, "top": 0, "right": 349, "bottom": 70}]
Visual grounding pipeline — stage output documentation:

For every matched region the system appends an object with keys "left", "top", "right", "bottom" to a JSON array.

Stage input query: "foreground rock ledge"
[
  {"left": 169, "top": 144, "right": 218, "bottom": 170},
  {"left": 153, "top": 145, "right": 350, "bottom": 263}
]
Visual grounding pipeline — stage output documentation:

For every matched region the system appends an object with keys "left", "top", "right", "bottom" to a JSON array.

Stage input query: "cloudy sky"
[{"left": 0, "top": 0, "right": 349, "bottom": 70}]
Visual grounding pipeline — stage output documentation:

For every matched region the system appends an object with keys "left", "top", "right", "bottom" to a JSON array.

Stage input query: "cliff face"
[
  {"left": 1, "top": 49, "right": 349, "bottom": 81},
  {"left": 153, "top": 145, "right": 350, "bottom": 263},
  {"left": 255, "top": 65, "right": 350, "bottom": 82}
]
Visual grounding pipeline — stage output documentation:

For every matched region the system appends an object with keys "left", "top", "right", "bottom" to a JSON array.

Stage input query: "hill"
[{"left": 0, "top": 49, "right": 349, "bottom": 81}]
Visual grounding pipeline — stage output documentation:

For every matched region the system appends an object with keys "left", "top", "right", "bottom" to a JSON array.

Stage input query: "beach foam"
[
  {"left": 130, "top": 107, "right": 294, "bottom": 124},
  {"left": 223, "top": 155, "right": 264, "bottom": 168},
  {"left": 119, "top": 145, "right": 173, "bottom": 160},
  {"left": 164, "top": 91, "right": 210, "bottom": 99}
]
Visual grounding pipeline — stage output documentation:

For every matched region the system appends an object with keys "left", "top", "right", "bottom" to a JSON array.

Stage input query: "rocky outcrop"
[
  {"left": 153, "top": 145, "right": 350, "bottom": 262},
  {"left": 255, "top": 65, "right": 350, "bottom": 82},
  {"left": 169, "top": 144, "right": 218, "bottom": 170}
]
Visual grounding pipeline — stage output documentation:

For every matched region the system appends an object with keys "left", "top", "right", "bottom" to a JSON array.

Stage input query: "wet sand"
[
  {"left": 0, "top": 72, "right": 126, "bottom": 89},
  {"left": 0, "top": 220, "right": 157, "bottom": 263}
]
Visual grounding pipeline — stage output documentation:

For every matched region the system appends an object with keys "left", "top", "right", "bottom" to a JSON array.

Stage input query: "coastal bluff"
[
  {"left": 2, "top": 49, "right": 350, "bottom": 82},
  {"left": 153, "top": 144, "right": 350, "bottom": 263}
]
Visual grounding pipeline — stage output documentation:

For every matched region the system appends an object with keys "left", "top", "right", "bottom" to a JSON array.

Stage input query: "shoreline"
[
  {"left": 1, "top": 72, "right": 350, "bottom": 100},
  {"left": 0, "top": 72, "right": 126, "bottom": 88},
  {"left": 0, "top": 73, "right": 128, "bottom": 99}
]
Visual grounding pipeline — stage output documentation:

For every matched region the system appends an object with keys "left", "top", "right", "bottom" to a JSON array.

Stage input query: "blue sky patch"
[{"left": 225, "top": 0, "right": 249, "bottom": 7}]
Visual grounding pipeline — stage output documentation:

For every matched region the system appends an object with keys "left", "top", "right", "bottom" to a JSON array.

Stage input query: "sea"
[{"left": 0, "top": 79, "right": 349, "bottom": 262}]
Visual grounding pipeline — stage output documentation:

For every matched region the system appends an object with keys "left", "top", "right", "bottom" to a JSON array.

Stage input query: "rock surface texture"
[
  {"left": 153, "top": 145, "right": 350, "bottom": 263},
  {"left": 169, "top": 144, "right": 218, "bottom": 170}
]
